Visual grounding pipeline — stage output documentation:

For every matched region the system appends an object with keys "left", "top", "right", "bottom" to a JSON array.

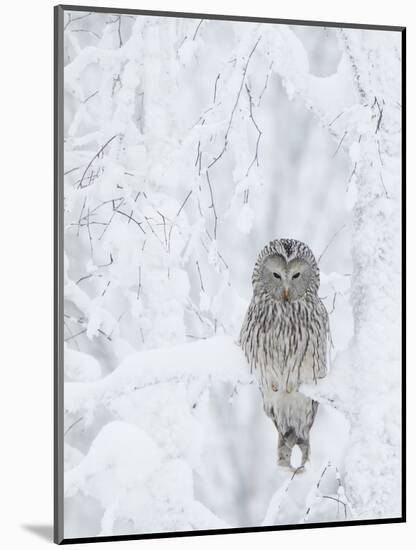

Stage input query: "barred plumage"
[{"left": 240, "top": 238, "right": 329, "bottom": 468}]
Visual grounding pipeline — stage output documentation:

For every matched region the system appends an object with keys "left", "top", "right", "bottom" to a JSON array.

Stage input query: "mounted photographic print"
[{"left": 54, "top": 4, "right": 406, "bottom": 544}]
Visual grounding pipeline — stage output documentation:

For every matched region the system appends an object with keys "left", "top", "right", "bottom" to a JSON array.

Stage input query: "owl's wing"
[
  {"left": 283, "top": 298, "right": 329, "bottom": 391},
  {"left": 304, "top": 298, "right": 329, "bottom": 383}
]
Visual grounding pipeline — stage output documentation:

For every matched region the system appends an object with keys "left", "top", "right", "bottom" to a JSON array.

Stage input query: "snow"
[
  {"left": 237, "top": 204, "right": 254, "bottom": 235},
  {"left": 64, "top": 346, "right": 101, "bottom": 381},
  {"left": 65, "top": 336, "right": 251, "bottom": 415},
  {"left": 62, "top": 9, "right": 402, "bottom": 538}
]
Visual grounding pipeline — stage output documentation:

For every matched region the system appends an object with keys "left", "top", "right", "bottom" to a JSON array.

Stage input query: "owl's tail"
[{"left": 273, "top": 397, "right": 319, "bottom": 469}]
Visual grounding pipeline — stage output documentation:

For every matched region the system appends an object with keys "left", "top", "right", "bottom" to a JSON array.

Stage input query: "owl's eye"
[
  {"left": 292, "top": 272, "right": 301, "bottom": 279},
  {"left": 273, "top": 272, "right": 281, "bottom": 280}
]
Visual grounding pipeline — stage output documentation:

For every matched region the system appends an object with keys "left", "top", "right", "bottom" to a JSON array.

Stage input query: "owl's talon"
[{"left": 271, "top": 384, "right": 278, "bottom": 392}]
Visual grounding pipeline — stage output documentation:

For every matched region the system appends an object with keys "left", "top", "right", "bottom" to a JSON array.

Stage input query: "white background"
[{"left": 0, "top": 0, "right": 411, "bottom": 548}]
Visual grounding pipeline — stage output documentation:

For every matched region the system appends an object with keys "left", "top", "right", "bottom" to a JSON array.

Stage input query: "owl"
[{"left": 240, "top": 238, "right": 329, "bottom": 469}]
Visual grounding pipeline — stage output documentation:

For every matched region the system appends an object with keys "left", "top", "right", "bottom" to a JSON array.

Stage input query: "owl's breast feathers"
[{"left": 239, "top": 293, "right": 329, "bottom": 393}]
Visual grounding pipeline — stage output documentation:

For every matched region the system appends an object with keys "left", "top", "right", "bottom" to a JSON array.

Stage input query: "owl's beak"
[{"left": 282, "top": 288, "right": 290, "bottom": 301}]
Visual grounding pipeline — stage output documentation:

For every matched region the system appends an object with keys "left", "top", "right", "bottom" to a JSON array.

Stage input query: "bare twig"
[
  {"left": 117, "top": 16, "right": 123, "bottom": 48},
  {"left": 257, "top": 61, "right": 273, "bottom": 107},
  {"left": 196, "top": 261, "right": 204, "bottom": 291},
  {"left": 64, "top": 416, "right": 84, "bottom": 437},
  {"left": 64, "top": 166, "right": 81, "bottom": 176},
  {"left": 64, "top": 329, "right": 87, "bottom": 342},
  {"left": 322, "top": 495, "right": 347, "bottom": 518},
  {"left": 137, "top": 265, "right": 142, "bottom": 300},
  {"left": 329, "top": 292, "right": 337, "bottom": 314},
  {"left": 346, "top": 162, "right": 357, "bottom": 191},
  {"left": 328, "top": 111, "right": 344, "bottom": 126},
  {"left": 332, "top": 131, "right": 347, "bottom": 158},
  {"left": 374, "top": 96, "right": 384, "bottom": 134},
  {"left": 167, "top": 190, "right": 193, "bottom": 251},
  {"left": 101, "top": 280, "right": 111, "bottom": 296},
  {"left": 245, "top": 83, "right": 262, "bottom": 175},
  {"left": 213, "top": 73, "right": 220, "bottom": 103},
  {"left": 115, "top": 210, "right": 146, "bottom": 233},
  {"left": 71, "top": 29, "right": 101, "bottom": 40},
  {"left": 207, "top": 36, "right": 261, "bottom": 170},
  {"left": 98, "top": 253, "right": 114, "bottom": 269},
  {"left": 379, "top": 171, "right": 390, "bottom": 198},
  {"left": 78, "top": 134, "right": 119, "bottom": 189},
  {"left": 192, "top": 19, "right": 204, "bottom": 40},
  {"left": 86, "top": 208, "right": 93, "bottom": 258},
  {"left": 144, "top": 217, "right": 165, "bottom": 246},
  {"left": 83, "top": 90, "right": 99, "bottom": 104},
  {"left": 318, "top": 225, "right": 346, "bottom": 263},
  {"left": 77, "top": 197, "right": 87, "bottom": 237},
  {"left": 76, "top": 273, "right": 95, "bottom": 285},
  {"left": 303, "top": 462, "right": 331, "bottom": 521},
  {"left": 64, "top": 321, "right": 80, "bottom": 350},
  {"left": 206, "top": 171, "right": 218, "bottom": 239}
]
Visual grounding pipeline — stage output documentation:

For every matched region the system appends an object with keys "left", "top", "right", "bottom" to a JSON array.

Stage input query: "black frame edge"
[
  {"left": 56, "top": 4, "right": 405, "bottom": 32},
  {"left": 60, "top": 517, "right": 405, "bottom": 545},
  {"left": 401, "top": 26, "right": 406, "bottom": 524},
  {"left": 54, "top": 4, "right": 65, "bottom": 546}
]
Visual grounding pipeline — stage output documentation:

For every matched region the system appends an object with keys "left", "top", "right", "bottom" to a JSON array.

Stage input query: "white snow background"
[{"left": 62, "top": 11, "right": 402, "bottom": 538}]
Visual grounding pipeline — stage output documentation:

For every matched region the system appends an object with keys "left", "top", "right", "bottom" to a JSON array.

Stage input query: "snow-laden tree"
[{"left": 61, "top": 10, "right": 402, "bottom": 537}]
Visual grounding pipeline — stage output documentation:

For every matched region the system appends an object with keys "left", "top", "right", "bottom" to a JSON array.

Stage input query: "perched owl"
[{"left": 240, "top": 238, "right": 329, "bottom": 469}]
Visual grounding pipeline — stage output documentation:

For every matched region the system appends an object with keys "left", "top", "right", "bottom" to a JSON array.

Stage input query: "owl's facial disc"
[{"left": 262, "top": 255, "right": 313, "bottom": 302}]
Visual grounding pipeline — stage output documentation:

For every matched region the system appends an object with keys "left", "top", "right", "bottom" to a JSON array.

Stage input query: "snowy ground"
[{"left": 62, "top": 9, "right": 403, "bottom": 538}]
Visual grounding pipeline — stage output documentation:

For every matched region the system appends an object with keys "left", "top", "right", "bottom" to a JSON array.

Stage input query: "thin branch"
[
  {"left": 322, "top": 495, "right": 347, "bottom": 518},
  {"left": 245, "top": 83, "right": 262, "bottom": 175},
  {"left": 86, "top": 208, "right": 93, "bottom": 258},
  {"left": 318, "top": 225, "right": 346, "bottom": 263},
  {"left": 77, "top": 197, "right": 87, "bottom": 237},
  {"left": 377, "top": 139, "right": 384, "bottom": 166},
  {"left": 207, "top": 36, "right": 261, "bottom": 170},
  {"left": 167, "top": 190, "right": 193, "bottom": 251},
  {"left": 196, "top": 261, "right": 205, "bottom": 292},
  {"left": 206, "top": 171, "right": 218, "bottom": 239},
  {"left": 98, "top": 199, "right": 124, "bottom": 241},
  {"left": 379, "top": 171, "right": 390, "bottom": 198},
  {"left": 213, "top": 73, "right": 220, "bottom": 103},
  {"left": 101, "top": 280, "right": 111, "bottom": 297},
  {"left": 64, "top": 416, "right": 84, "bottom": 437},
  {"left": 303, "top": 462, "right": 331, "bottom": 521},
  {"left": 328, "top": 111, "right": 344, "bottom": 126},
  {"left": 115, "top": 210, "right": 146, "bottom": 233},
  {"left": 374, "top": 96, "right": 384, "bottom": 134},
  {"left": 144, "top": 217, "right": 165, "bottom": 247},
  {"left": 329, "top": 292, "right": 337, "bottom": 314},
  {"left": 192, "top": 19, "right": 204, "bottom": 40},
  {"left": 83, "top": 90, "right": 99, "bottom": 104},
  {"left": 158, "top": 211, "right": 168, "bottom": 247},
  {"left": 71, "top": 28, "right": 102, "bottom": 40},
  {"left": 117, "top": 16, "right": 123, "bottom": 48},
  {"left": 64, "top": 321, "right": 80, "bottom": 350},
  {"left": 76, "top": 273, "right": 96, "bottom": 285},
  {"left": 176, "top": 190, "right": 193, "bottom": 218},
  {"left": 257, "top": 61, "right": 273, "bottom": 106},
  {"left": 64, "top": 166, "right": 81, "bottom": 176},
  {"left": 332, "top": 131, "right": 347, "bottom": 158},
  {"left": 137, "top": 265, "right": 142, "bottom": 300},
  {"left": 97, "top": 253, "right": 114, "bottom": 268},
  {"left": 77, "top": 134, "right": 119, "bottom": 189},
  {"left": 346, "top": 162, "right": 357, "bottom": 191},
  {"left": 64, "top": 329, "right": 87, "bottom": 342}
]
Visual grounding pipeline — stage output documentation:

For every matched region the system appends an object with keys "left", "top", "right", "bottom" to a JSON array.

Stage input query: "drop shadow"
[{"left": 21, "top": 524, "right": 53, "bottom": 542}]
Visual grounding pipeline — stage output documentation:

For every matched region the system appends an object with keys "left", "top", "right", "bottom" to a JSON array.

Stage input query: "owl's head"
[{"left": 252, "top": 239, "right": 320, "bottom": 302}]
